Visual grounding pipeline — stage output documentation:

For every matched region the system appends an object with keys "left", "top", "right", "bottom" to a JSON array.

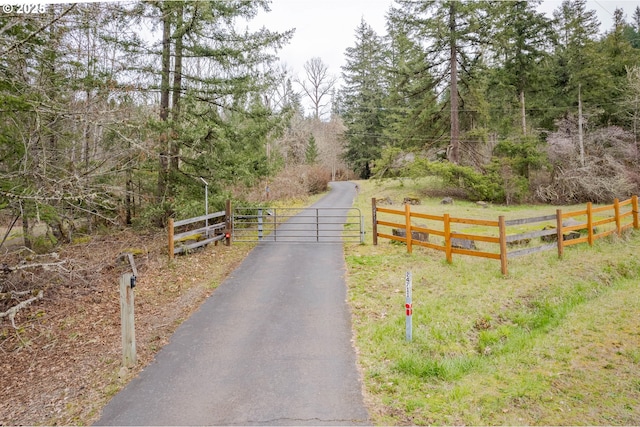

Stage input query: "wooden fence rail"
[
  {"left": 372, "top": 196, "right": 639, "bottom": 275},
  {"left": 168, "top": 200, "right": 232, "bottom": 261}
]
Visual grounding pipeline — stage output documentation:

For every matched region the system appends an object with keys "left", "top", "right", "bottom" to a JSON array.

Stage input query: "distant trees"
[
  {"left": 337, "top": 0, "right": 640, "bottom": 204},
  {"left": 3, "top": 0, "right": 640, "bottom": 250},
  {"left": 381, "top": 15, "right": 440, "bottom": 152}
]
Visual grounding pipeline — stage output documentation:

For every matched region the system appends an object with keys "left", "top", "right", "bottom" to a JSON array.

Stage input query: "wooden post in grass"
[
  {"left": 633, "top": 196, "right": 639, "bottom": 229},
  {"left": 405, "top": 203, "right": 412, "bottom": 254},
  {"left": 614, "top": 198, "right": 621, "bottom": 236},
  {"left": 498, "top": 216, "right": 508, "bottom": 276},
  {"left": 372, "top": 198, "right": 378, "bottom": 246},
  {"left": 587, "top": 202, "right": 593, "bottom": 246},
  {"left": 225, "top": 199, "right": 232, "bottom": 246},
  {"left": 120, "top": 272, "right": 136, "bottom": 367},
  {"left": 556, "top": 209, "right": 564, "bottom": 258},
  {"left": 168, "top": 218, "right": 174, "bottom": 261},
  {"left": 444, "top": 213, "right": 452, "bottom": 263}
]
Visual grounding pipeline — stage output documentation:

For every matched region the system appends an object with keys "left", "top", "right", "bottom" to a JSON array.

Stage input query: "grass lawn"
[{"left": 345, "top": 178, "right": 640, "bottom": 425}]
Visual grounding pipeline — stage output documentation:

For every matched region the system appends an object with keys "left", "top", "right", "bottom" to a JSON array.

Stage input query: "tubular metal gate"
[{"left": 232, "top": 207, "right": 364, "bottom": 243}]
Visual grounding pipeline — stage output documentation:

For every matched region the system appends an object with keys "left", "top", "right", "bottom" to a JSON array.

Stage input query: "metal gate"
[{"left": 232, "top": 207, "right": 364, "bottom": 243}]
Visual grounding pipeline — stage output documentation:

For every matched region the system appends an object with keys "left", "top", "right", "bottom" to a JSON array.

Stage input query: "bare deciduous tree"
[{"left": 297, "top": 57, "right": 337, "bottom": 120}]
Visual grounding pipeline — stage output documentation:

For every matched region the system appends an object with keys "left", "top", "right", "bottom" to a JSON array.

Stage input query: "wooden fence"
[
  {"left": 372, "top": 196, "right": 639, "bottom": 275},
  {"left": 168, "top": 200, "right": 231, "bottom": 261}
]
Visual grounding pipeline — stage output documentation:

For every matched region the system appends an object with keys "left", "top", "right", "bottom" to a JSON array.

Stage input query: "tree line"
[
  {"left": 0, "top": 1, "right": 303, "bottom": 249},
  {"left": 338, "top": 0, "right": 640, "bottom": 205},
  {"left": 2, "top": 0, "right": 640, "bottom": 251}
]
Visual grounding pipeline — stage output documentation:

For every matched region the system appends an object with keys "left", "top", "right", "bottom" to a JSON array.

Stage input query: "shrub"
[
  {"left": 427, "top": 161, "right": 505, "bottom": 202},
  {"left": 540, "top": 120, "right": 638, "bottom": 203},
  {"left": 305, "top": 165, "right": 332, "bottom": 195}
]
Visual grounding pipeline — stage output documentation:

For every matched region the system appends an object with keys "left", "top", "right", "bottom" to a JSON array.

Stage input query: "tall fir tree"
[
  {"left": 542, "top": 0, "right": 603, "bottom": 127},
  {"left": 599, "top": 8, "right": 640, "bottom": 125},
  {"left": 340, "top": 19, "right": 387, "bottom": 178},
  {"left": 390, "top": 0, "right": 486, "bottom": 164},
  {"left": 383, "top": 11, "right": 443, "bottom": 152},
  {"left": 144, "top": 0, "right": 293, "bottom": 218},
  {"left": 485, "top": 0, "right": 553, "bottom": 135}
]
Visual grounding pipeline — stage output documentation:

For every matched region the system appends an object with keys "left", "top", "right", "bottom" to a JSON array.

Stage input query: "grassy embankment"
[{"left": 345, "top": 178, "right": 640, "bottom": 425}]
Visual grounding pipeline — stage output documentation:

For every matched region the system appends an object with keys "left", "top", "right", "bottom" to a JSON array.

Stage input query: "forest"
[
  {"left": 1, "top": 0, "right": 640, "bottom": 250},
  {"left": 340, "top": 0, "right": 640, "bottom": 205}
]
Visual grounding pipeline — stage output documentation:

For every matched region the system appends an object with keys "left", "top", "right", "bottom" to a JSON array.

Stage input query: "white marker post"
[{"left": 405, "top": 271, "right": 413, "bottom": 342}]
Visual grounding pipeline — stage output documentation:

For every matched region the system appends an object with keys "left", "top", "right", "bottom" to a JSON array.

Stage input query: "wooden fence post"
[
  {"left": 587, "top": 202, "right": 593, "bottom": 246},
  {"left": 556, "top": 209, "right": 564, "bottom": 258},
  {"left": 614, "top": 198, "right": 621, "bottom": 236},
  {"left": 168, "top": 218, "right": 174, "bottom": 262},
  {"left": 498, "top": 216, "right": 508, "bottom": 276},
  {"left": 633, "top": 195, "right": 639, "bottom": 230},
  {"left": 120, "top": 272, "right": 136, "bottom": 367},
  {"left": 444, "top": 213, "right": 452, "bottom": 264},
  {"left": 225, "top": 199, "right": 232, "bottom": 246},
  {"left": 372, "top": 198, "right": 378, "bottom": 246},
  {"left": 405, "top": 203, "right": 413, "bottom": 254}
]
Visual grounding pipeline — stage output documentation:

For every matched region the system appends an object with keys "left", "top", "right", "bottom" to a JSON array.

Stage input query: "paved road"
[{"left": 95, "top": 181, "right": 369, "bottom": 426}]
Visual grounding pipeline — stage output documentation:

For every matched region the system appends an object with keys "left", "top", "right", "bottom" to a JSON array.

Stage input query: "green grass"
[{"left": 345, "top": 178, "right": 640, "bottom": 425}]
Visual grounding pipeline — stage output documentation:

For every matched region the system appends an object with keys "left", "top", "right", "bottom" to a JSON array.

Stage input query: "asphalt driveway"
[{"left": 95, "top": 181, "right": 369, "bottom": 426}]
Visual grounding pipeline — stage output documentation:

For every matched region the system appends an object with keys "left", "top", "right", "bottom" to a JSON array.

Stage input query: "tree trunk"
[
  {"left": 520, "top": 90, "right": 526, "bottom": 135},
  {"left": 448, "top": 1, "right": 460, "bottom": 165},
  {"left": 634, "top": 94, "right": 638, "bottom": 160},
  {"left": 578, "top": 84, "right": 585, "bottom": 167},
  {"left": 125, "top": 166, "right": 132, "bottom": 225},
  {"left": 157, "top": 5, "right": 171, "bottom": 203},
  {"left": 20, "top": 201, "right": 32, "bottom": 250},
  {"left": 170, "top": 4, "right": 183, "bottom": 174}
]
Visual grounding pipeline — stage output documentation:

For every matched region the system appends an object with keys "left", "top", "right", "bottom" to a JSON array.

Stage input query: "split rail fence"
[
  {"left": 168, "top": 200, "right": 231, "bottom": 261},
  {"left": 372, "top": 196, "right": 639, "bottom": 275}
]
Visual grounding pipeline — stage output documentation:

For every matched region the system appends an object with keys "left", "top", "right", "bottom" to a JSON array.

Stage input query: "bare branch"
[
  {"left": 0, "top": 4, "right": 77, "bottom": 56},
  {"left": 296, "top": 57, "right": 337, "bottom": 119},
  {"left": 0, "top": 290, "right": 44, "bottom": 329}
]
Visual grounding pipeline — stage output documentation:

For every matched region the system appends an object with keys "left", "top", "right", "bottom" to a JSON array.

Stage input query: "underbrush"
[
  {"left": 346, "top": 178, "right": 640, "bottom": 425},
  {"left": 232, "top": 164, "right": 335, "bottom": 204}
]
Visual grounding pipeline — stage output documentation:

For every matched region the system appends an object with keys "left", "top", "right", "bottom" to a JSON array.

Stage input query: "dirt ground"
[{"left": 0, "top": 229, "right": 254, "bottom": 425}]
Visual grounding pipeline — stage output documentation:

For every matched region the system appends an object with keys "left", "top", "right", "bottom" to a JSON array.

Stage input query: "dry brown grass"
[{"left": 233, "top": 165, "right": 340, "bottom": 203}]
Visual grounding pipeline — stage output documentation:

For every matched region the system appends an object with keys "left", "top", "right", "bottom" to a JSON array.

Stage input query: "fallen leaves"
[{"left": 0, "top": 230, "right": 254, "bottom": 425}]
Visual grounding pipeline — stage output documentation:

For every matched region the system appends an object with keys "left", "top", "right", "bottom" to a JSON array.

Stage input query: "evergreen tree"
[
  {"left": 340, "top": 19, "right": 387, "bottom": 178},
  {"left": 485, "top": 0, "right": 553, "bottom": 135},
  {"left": 390, "top": 0, "right": 486, "bottom": 164},
  {"left": 599, "top": 8, "right": 640, "bottom": 125},
  {"left": 541, "top": 0, "right": 603, "bottom": 128},
  {"left": 305, "top": 135, "right": 319, "bottom": 164},
  {"left": 382, "top": 13, "right": 443, "bottom": 151},
  {"left": 144, "top": 0, "right": 294, "bottom": 218}
]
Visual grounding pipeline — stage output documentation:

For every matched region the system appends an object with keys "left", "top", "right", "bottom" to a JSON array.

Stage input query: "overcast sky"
[{"left": 249, "top": 0, "right": 640, "bottom": 81}]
